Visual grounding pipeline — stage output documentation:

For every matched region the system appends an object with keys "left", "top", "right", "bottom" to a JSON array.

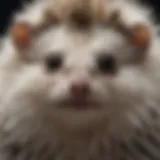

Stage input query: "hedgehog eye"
[
  {"left": 45, "top": 54, "right": 63, "bottom": 71},
  {"left": 96, "top": 54, "right": 117, "bottom": 74}
]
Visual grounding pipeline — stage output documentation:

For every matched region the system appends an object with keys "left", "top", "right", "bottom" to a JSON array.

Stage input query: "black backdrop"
[{"left": 0, "top": 0, "right": 159, "bottom": 34}]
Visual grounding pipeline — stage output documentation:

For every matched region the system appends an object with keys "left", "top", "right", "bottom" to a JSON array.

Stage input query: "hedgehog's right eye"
[{"left": 45, "top": 54, "right": 63, "bottom": 71}]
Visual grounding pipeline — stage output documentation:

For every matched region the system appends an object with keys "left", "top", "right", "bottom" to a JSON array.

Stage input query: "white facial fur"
[{"left": 1, "top": 23, "right": 159, "bottom": 130}]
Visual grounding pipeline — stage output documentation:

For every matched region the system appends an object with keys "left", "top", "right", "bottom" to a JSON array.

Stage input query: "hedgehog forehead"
[{"left": 32, "top": 24, "right": 126, "bottom": 58}]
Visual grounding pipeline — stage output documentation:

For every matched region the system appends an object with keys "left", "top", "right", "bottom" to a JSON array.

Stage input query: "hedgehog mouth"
[{"left": 58, "top": 98, "right": 101, "bottom": 110}]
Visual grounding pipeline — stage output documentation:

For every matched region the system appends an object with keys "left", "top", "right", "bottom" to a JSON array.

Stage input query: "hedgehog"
[{"left": 0, "top": 0, "right": 160, "bottom": 160}]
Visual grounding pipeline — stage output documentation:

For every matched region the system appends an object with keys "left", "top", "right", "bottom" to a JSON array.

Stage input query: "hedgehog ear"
[
  {"left": 130, "top": 24, "right": 151, "bottom": 50},
  {"left": 107, "top": 11, "right": 151, "bottom": 50},
  {"left": 11, "top": 22, "right": 32, "bottom": 49}
]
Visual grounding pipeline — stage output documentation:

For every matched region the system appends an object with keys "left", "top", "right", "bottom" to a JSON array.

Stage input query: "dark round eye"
[
  {"left": 45, "top": 54, "right": 63, "bottom": 71},
  {"left": 97, "top": 54, "right": 117, "bottom": 74}
]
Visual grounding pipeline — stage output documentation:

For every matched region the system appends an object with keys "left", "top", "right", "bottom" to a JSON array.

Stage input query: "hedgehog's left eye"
[{"left": 96, "top": 54, "right": 117, "bottom": 74}]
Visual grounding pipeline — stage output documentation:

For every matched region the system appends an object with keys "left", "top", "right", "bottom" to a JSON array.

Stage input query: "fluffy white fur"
[{"left": 0, "top": 0, "right": 160, "bottom": 160}]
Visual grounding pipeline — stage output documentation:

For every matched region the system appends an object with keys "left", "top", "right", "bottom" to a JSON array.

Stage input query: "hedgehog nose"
[{"left": 70, "top": 79, "right": 91, "bottom": 97}]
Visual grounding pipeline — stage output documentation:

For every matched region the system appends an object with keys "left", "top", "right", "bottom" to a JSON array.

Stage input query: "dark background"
[{"left": 0, "top": 0, "right": 159, "bottom": 34}]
